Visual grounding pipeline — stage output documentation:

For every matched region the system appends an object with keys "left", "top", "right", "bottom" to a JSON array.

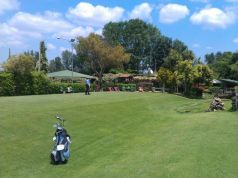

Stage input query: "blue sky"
[{"left": 0, "top": 0, "right": 238, "bottom": 63}]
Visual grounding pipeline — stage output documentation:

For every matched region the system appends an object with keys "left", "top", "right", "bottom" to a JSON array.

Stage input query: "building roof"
[
  {"left": 212, "top": 79, "right": 222, "bottom": 84},
  {"left": 48, "top": 70, "right": 96, "bottom": 80},
  {"left": 220, "top": 79, "right": 238, "bottom": 84}
]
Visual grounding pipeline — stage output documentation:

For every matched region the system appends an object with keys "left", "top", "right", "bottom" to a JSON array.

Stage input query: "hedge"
[{"left": 0, "top": 72, "right": 15, "bottom": 96}]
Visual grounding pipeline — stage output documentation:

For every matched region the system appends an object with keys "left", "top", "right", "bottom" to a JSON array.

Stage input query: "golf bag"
[{"left": 50, "top": 116, "right": 71, "bottom": 164}]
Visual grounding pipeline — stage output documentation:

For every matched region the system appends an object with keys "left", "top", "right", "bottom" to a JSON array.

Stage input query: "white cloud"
[
  {"left": 0, "top": 0, "right": 20, "bottom": 15},
  {"left": 47, "top": 43, "right": 56, "bottom": 50},
  {"left": 0, "top": 23, "right": 40, "bottom": 47},
  {"left": 190, "top": 7, "right": 236, "bottom": 29},
  {"left": 0, "top": 9, "right": 104, "bottom": 49},
  {"left": 9, "top": 11, "right": 73, "bottom": 33},
  {"left": 159, "top": 4, "right": 190, "bottom": 24},
  {"left": 233, "top": 37, "right": 238, "bottom": 44},
  {"left": 0, "top": 11, "right": 75, "bottom": 48},
  {"left": 54, "top": 26, "right": 95, "bottom": 39},
  {"left": 129, "top": 3, "right": 153, "bottom": 21},
  {"left": 67, "top": 2, "right": 124, "bottom": 27}
]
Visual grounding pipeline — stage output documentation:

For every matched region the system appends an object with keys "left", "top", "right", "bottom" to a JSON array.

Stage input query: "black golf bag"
[{"left": 50, "top": 116, "right": 71, "bottom": 164}]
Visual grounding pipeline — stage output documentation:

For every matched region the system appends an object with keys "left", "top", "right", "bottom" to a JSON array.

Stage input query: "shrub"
[
  {"left": 0, "top": 72, "right": 15, "bottom": 96},
  {"left": 48, "top": 82, "right": 86, "bottom": 94},
  {"left": 185, "top": 87, "right": 203, "bottom": 98},
  {"left": 208, "top": 86, "right": 222, "bottom": 94},
  {"left": 116, "top": 83, "right": 136, "bottom": 92},
  {"left": 48, "top": 82, "right": 65, "bottom": 94},
  {"left": 31, "top": 71, "right": 50, "bottom": 95},
  {"left": 71, "top": 83, "right": 86, "bottom": 93}
]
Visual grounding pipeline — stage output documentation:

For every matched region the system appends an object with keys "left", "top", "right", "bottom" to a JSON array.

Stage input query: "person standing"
[{"left": 85, "top": 79, "right": 90, "bottom": 95}]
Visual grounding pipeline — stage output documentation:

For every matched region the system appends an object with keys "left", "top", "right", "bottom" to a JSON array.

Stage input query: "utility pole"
[
  {"left": 8, "top": 48, "right": 11, "bottom": 58},
  {"left": 57, "top": 37, "right": 75, "bottom": 84}
]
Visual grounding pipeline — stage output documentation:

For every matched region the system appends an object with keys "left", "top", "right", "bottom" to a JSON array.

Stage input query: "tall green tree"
[
  {"left": 163, "top": 49, "right": 183, "bottom": 71},
  {"left": 193, "top": 64, "right": 213, "bottom": 86},
  {"left": 205, "top": 51, "right": 236, "bottom": 79},
  {"left": 172, "top": 39, "right": 188, "bottom": 54},
  {"left": 48, "top": 57, "right": 64, "bottom": 72},
  {"left": 176, "top": 60, "right": 194, "bottom": 93},
  {"left": 36, "top": 41, "right": 48, "bottom": 73},
  {"left": 75, "top": 33, "right": 130, "bottom": 85},
  {"left": 157, "top": 67, "right": 173, "bottom": 92},
  {"left": 151, "top": 36, "right": 172, "bottom": 71},
  {"left": 24, "top": 50, "right": 39, "bottom": 68},
  {"left": 172, "top": 39, "right": 195, "bottom": 61},
  {"left": 103, "top": 19, "right": 161, "bottom": 71}
]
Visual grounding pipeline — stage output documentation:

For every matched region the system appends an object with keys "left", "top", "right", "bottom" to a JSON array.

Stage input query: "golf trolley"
[{"left": 50, "top": 115, "right": 71, "bottom": 164}]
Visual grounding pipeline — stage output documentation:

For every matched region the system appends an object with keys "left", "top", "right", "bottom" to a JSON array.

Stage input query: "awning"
[{"left": 48, "top": 70, "right": 97, "bottom": 80}]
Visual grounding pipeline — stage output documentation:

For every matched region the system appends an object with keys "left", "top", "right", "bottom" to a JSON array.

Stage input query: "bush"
[
  {"left": 0, "top": 70, "right": 91, "bottom": 96},
  {"left": 48, "top": 82, "right": 86, "bottom": 94},
  {"left": 208, "top": 86, "right": 222, "bottom": 94},
  {"left": 71, "top": 83, "right": 86, "bottom": 93},
  {"left": 185, "top": 87, "right": 203, "bottom": 98},
  {"left": 31, "top": 71, "right": 50, "bottom": 95},
  {"left": 0, "top": 72, "right": 15, "bottom": 96},
  {"left": 116, "top": 83, "right": 136, "bottom": 92}
]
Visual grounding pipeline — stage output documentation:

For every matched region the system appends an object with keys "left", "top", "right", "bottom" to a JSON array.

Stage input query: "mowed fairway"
[{"left": 0, "top": 92, "right": 237, "bottom": 178}]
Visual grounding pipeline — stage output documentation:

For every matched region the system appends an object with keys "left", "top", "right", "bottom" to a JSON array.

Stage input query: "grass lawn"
[{"left": 0, "top": 92, "right": 237, "bottom": 178}]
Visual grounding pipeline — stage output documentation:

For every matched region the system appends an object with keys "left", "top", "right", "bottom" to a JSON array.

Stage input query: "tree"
[
  {"left": 23, "top": 50, "right": 39, "bottom": 67},
  {"left": 48, "top": 57, "right": 64, "bottom": 72},
  {"left": 36, "top": 41, "right": 48, "bottom": 73},
  {"left": 4, "top": 54, "right": 34, "bottom": 95},
  {"left": 229, "top": 61, "right": 238, "bottom": 79},
  {"left": 48, "top": 60, "right": 56, "bottom": 73},
  {"left": 61, "top": 50, "right": 72, "bottom": 70},
  {"left": 205, "top": 51, "right": 237, "bottom": 79},
  {"left": 75, "top": 33, "right": 130, "bottom": 85},
  {"left": 182, "top": 49, "right": 195, "bottom": 61},
  {"left": 176, "top": 60, "right": 194, "bottom": 93},
  {"left": 205, "top": 53, "right": 215, "bottom": 65},
  {"left": 4, "top": 54, "right": 34, "bottom": 75},
  {"left": 163, "top": 49, "right": 183, "bottom": 71},
  {"left": 172, "top": 39, "right": 195, "bottom": 61},
  {"left": 157, "top": 67, "right": 173, "bottom": 92},
  {"left": 172, "top": 39, "right": 188, "bottom": 54},
  {"left": 152, "top": 36, "right": 172, "bottom": 71},
  {"left": 103, "top": 19, "right": 161, "bottom": 71},
  {"left": 193, "top": 64, "right": 213, "bottom": 86}
]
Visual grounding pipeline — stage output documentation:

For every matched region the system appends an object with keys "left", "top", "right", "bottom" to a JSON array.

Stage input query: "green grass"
[{"left": 0, "top": 92, "right": 237, "bottom": 178}]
